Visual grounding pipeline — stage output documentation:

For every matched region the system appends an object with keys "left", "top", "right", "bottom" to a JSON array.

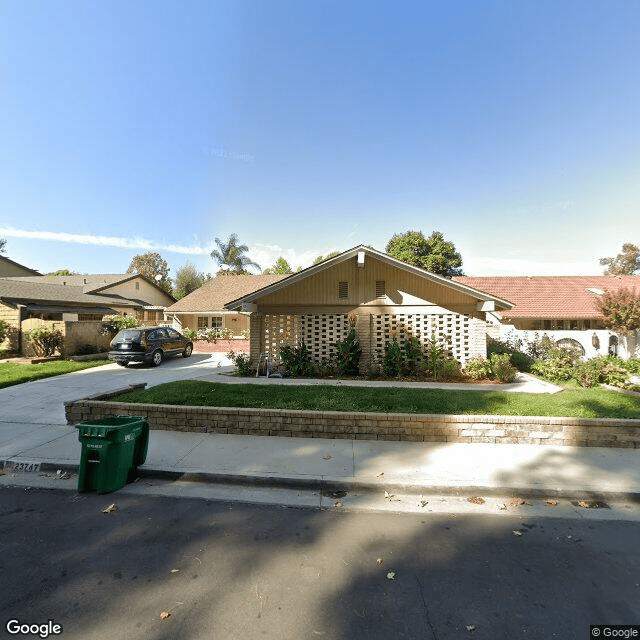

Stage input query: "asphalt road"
[{"left": 1, "top": 485, "right": 639, "bottom": 640}]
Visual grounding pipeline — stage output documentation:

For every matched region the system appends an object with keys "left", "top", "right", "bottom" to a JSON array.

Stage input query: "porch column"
[
  {"left": 355, "top": 313, "right": 371, "bottom": 374},
  {"left": 249, "top": 313, "right": 264, "bottom": 366}
]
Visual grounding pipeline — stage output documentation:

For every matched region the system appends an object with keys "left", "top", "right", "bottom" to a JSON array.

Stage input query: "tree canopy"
[
  {"left": 385, "top": 230, "right": 464, "bottom": 277},
  {"left": 211, "top": 234, "right": 260, "bottom": 274},
  {"left": 312, "top": 251, "right": 340, "bottom": 265},
  {"left": 126, "top": 252, "right": 173, "bottom": 294},
  {"left": 263, "top": 257, "right": 294, "bottom": 275},
  {"left": 174, "top": 263, "right": 210, "bottom": 299},
  {"left": 0, "top": 238, "right": 6, "bottom": 254},
  {"left": 597, "top": 287, "right": 640, "bottom": 335},
  {"left": 600, "top": 243, "right": 640, "bottom": 276}
]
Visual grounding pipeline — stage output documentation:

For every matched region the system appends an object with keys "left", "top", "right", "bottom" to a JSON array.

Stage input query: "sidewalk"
[{"left": 1, "top": 361, "right": 639, "bottom": 502}]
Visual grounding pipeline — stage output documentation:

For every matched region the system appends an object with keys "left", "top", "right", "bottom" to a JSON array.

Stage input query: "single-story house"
[
  {"left": 164, "top": 274, "right": 287, "bottom": 336},
  {"left": 224, "top": 245, "right": 513, "bottom": 372},
  {"left": 0, "top": 273, "right": 176, "bottom": 355},
  {"left": 455, "top": 275, "right": 640, "bottom": 359}
]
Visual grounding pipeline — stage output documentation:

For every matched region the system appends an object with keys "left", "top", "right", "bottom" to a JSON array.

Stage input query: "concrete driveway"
[{"left": 0, "top": 353, "right": 233, "bottom": 426}]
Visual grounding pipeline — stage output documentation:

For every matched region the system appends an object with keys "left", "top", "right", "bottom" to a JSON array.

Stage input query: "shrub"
[
  {"left": 332, "top": 329, "right": 362, "bottom": 376},
  {"left": 488, "top": 353, "right": 518, "bottom": 383},
  {"left": 402, "top": 337, "right": 423, "bottom": 375},
  {"left": 279, "top": 342, "right": 314, "bottom": 376},
  {"left": 24, "top": 327, "right": 64, "bottom": 357},
  {"left": 530, "top": 346, "right": 578, "bottom": 382},
  {"left": 241, "top": 329, "right": 250, "bottom": 339},
  {"left": 382, "top": 340, "right": 403, "bottom": 377},
  {"left": 574, "top": 359, "right": 604, "bottom": 388},
  {"left": 204, "top": 327, "right": 234, "bottom": 342},
  {"left": 102, "top": 315, "right": 138, "bottom": 335},
  {"left": 439, "top": 357, "right": 462, "bottom": 381},
  {"left": 423, "top": 334, "right": 450, "bottom": 379},
  {"left": 0, "top": 319, "right": 9, "bottom": 344},
  {"left": 227, "top": 351, "right": 253, "bottom": 376},
  {"left": 624, "top": 358, "right": 640, "bottom": 375},
  {"left": 183, "top": 329, "right": 198, "bottom": 340},
  {"left": 487, "top": 336, "right": 532, "bottom": 371},
  {"left": 464, "top": 357, "right": 491, "bottom": 380}
]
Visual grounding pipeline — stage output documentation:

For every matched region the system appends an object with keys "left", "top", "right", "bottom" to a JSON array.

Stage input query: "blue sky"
[{"left": 1, "top": 0, "right": 639, "bottom": 278}]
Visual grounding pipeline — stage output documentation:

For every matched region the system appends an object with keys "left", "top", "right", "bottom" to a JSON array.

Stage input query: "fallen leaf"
[
  {"left": 419, "top": 499, "right": 428, "bottom": 508},
  {"left": 546, "top": 499, "right": 558, "bottom": 506},
  {"left": 160, "top": 611, "right": 171, "bottom": 620},
  {"left": 497, "top": 503, "right": 507, "bottom": 511},
  {"left": 102, "top": 503, "right": 117, "bottom": 513},
  {"left": 466, "top": 624, "right": 477, "bottom": 632},
  {"left": 509, "top": 497, "right": 525, "bottom": 507},
  {"left": 512, "top": 530, "right": 523, "bottom": 537},
  {"left": 170, "top": 569, "right": 180, "bottom": 573},
  {"left": 322, "top": 454, "right": 332, "bottom": 461},
  {"left": 376, "top": 472, "right": 384, "bottom": 478},
  {"left": 384, "top": 491, "right": 391, "bottom": 499},
  {"left": 467, "top": 496, "right": 485, "bottom": 505},
  {"left": 376, "top": 558, "right": 384, "bottom": 565},
  {"left": 386, "top": 571, "right": 396, "bottom": 580}
]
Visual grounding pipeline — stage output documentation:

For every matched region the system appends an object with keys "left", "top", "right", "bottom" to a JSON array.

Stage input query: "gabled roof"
[
  {"left": 0, "top": 278, "right": 139, "bottom": 309},
  {"left": 224, "top": 245, "right": 514, "bottom": 310},
  {"left": 0, "top": 256, "right": 41, "bottom": 277},
  {"left": 4, "top": 272, "right": 176, "bottom": 301},
  {"left": 455, "top": 275, "right": 640, "bottom": 319},
  {"left": 166, "top": 274, "right": 288, "bottom": 313}
]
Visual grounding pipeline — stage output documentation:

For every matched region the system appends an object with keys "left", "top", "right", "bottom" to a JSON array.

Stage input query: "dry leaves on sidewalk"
[
  {"left": 467, "top": 496, "right": 485, "bottom": 505},
  {"left": 160, "top": 611, "right": 171, "bottom": 620}
]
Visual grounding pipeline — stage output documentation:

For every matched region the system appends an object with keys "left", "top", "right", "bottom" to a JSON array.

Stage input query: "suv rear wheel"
[{"left": 182, "top": 343, "right": 193, "bottom": 358}]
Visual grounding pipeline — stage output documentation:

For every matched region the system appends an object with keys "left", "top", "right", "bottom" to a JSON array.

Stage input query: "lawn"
[
  {"left": 0, "top": 360, "right": 111, "bottom": 389},
  {"left": 113, "top": 380, "right": 640, "bottom": 420}
]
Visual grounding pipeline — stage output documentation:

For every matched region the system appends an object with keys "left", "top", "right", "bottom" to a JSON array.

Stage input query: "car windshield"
[{"left": 114, "top": 329, "right": 143, "bottom": 341}]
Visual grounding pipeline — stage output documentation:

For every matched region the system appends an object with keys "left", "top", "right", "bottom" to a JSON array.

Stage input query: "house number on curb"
[{"left": 3, "top": 461, "right": 41, "bottom": 472}]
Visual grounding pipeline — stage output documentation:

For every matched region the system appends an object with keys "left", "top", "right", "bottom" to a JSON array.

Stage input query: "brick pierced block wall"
[{"left": 64, "top": 391, "right": 640, "bottom": 449}]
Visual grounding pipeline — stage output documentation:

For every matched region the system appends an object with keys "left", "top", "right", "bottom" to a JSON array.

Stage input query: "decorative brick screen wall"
[
  {"left": 263, "top": 315, "right": 302, "bottom": 362},
  {"left": 301, "top": 314, "right": 350, "bottom": 362},
  {"left": 371, "top": 313, "right": 474, "bottom": 365}
]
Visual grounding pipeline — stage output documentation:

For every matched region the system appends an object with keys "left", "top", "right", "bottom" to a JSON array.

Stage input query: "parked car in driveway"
[{"left": 108, "top": 326, "right": 193, "bottom": 367}]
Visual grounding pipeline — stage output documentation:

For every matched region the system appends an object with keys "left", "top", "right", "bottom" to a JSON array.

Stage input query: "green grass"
[
  {"left": 112, "top": 380, "right": 640, "bottom": 420},
  {"left": 0, "top": 360, "right": 111, "bottom": 389}
]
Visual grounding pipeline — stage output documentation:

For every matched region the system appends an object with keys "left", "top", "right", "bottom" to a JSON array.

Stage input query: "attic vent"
[
  {"left": 375, "top": 280, "right": 386, "bottom": 298},
  {"left": 338, "top": 281, "right": 349, "bottom": 299}
]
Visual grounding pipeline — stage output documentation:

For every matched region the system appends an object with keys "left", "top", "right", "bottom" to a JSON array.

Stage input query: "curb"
[{"left": 4, "top": 458, "right": 640, "bottom": 503}]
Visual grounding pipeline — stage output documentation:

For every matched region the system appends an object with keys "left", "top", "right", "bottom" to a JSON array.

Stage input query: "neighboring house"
[
  {"left": 224, "top": 245, "right": 513, "bottom": 372},
  {"left": 0, "top": 255, "right": 41, "bottom": 277},
  {"left": 455, "top": 275, "right": 640, "bottom": 359},
  {"left": 164, "top": 274, "right": 288, "bottom": 336},
  {"left": 0, "top": 273, "right": 176, "bottom": 355}
]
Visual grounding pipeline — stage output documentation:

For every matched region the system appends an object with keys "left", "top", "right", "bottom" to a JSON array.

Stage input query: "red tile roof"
[{"left": 454, "top": 275, "right": 640, "bottom": 319}]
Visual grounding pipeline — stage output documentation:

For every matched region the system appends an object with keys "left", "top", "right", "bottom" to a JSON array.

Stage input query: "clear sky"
[{"left": 1, "top": 0, "right": 639, "bottom": 278}]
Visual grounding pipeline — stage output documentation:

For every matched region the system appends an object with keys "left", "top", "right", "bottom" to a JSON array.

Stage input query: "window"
[
  {"left": 338, "top": 281, "right": 349, "bottom": 299},
  {"left": 211, "top": 316, "right": 223, "bottom": 329},
  {"left": 135, "top": 282, "right": 140, "bottom": 290},
  {"left": 375, "top": 280, "right": 386, "bottom": 298},
  {"left": 197, "top": 317, "right": 208, "bottom": 330}
]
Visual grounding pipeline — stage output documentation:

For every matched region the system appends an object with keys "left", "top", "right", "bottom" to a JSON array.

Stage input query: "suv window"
[
  {"left": 115, "top": 329, "right": 143, "bottom": 341},
  {"left": 166, "top": 328, "right": 180, "bottom": 338}
]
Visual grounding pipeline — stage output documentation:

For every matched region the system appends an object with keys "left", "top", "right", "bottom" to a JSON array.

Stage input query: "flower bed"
[{"left": 192, "top": 339, "right": 249, "bottom": 353}]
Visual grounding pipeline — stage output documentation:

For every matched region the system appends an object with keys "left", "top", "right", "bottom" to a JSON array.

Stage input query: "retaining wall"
[{"left": 64, "top": 385, "right": 640, "bottom": 449}]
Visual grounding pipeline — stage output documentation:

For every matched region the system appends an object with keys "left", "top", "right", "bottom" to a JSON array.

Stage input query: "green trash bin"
[{"left": 75, "top": 416, "right": 149, "bottom": 494}]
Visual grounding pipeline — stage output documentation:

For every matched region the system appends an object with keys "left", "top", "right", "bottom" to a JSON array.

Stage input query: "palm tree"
[{"left": 210, "top": 234, "right": 260, "bottom": 274}]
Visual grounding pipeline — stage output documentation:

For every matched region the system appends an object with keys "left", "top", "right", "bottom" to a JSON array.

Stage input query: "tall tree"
[
  {"left": 386, "top": 230, "right": 464, "bottom": 277},
  {"left": 211, "top": 234, "right": 260, "bottom": 274},
  {"left": 174, "top": 263, "right": 210, "bottom": 299},
  {"left": 596, "top": 288, "right": 640, "bottom": 335},
  {"left": 127, "top": 252, "right": 173, "bottom": 294},
  {"left": 0, "top": 238, "right": 6, "bottom": 254},
  {"left": 600, "top": 243, "right": 640, "bottom": 276},
  {"left": 263, "top": 257, "right": 294, "bottom": 275}
]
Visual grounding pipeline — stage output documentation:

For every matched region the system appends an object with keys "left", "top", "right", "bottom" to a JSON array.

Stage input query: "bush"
[
  {"left": 227, "top": 351, "right": 253, "bottom": 376},
  {"left": 382, "top": 340, "right": 403, "bottom": 377},
  {"left": 530, "top": 346, "right": 579, "bottom": 382},
  {"left": 439, "top": 357, "right": 462, "bottom": 381},
  {"left": 279, "top": 342, "right": 314, "bottom": 376},
  {"left": 203, "top": 327, "right": 234, "bottom": 342},
  {"left": 402, "top": 337, "right": 423, "bottom": 375},
  {"left": 423, "top": 334, "right": 450, "bottom": 379},
  {"left": 0, "top": 319, "right": 9, "bottom": 344},
  {"left": 332, "top": 329, "right": 362, "bottom": 376},
  {"left": 487, "top": 336, "right": 532, "bottom": 371},
  {"left": 464, "top": 357, "right": 491, "bottom": 380},
  {"left": 183, "top": 329, "right": 198, "bottom": 340},
  {"left": 488, "top": 353, "right": 518, "bottom": 383},
  {"left": 102, "top": 315, "right": 138, "bottom": 335},
  {"left": 624, "top": 358, "right": 640, "bottom": 375},
  {"left": 24, "top": 327, "right": 64, "bottom": 357}
]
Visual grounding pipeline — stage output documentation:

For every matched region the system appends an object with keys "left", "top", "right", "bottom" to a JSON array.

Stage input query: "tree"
[
  {"left": 127, "top": 252, "right": 173, "bottom": 294},
  {"left": 47, "top": 269, "right": 76, "bottom": 276},
  {"left": 263, "top": 257, "right": 294, "bottom": 275},
  {"left": 210, "top": 234, "right": 260, "bottom": 274},
  {"left": 174, "top": 263, "right": 210, "bottom": 299},
  {"left": 385, "top": 230, "right": 463, "bottom": 277},
  {"left": 600, "top": 243, "right": 640, "bottom": 276},
  {"left": 0, "top": 238, "right": 6, "bottom": 254},
  {"left": 596, "top": 287, "right": 640, "bottom": 335},
  {"left": 312, "top": 251, "right": 340, "bottom": 265}
]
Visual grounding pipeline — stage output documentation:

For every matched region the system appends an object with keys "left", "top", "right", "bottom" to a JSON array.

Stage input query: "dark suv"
[{"left": 108, "top": 326, "right": 193, "bottom": 367}]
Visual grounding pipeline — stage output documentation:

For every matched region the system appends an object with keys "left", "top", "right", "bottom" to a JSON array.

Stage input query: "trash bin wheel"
[{"left": 151, "top": 350, "right": 163, "bottom": 367}]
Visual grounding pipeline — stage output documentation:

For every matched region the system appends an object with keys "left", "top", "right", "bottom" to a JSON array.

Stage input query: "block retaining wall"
[{"left": 64, "top": 386, "right": 640, "bottom": 449}]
